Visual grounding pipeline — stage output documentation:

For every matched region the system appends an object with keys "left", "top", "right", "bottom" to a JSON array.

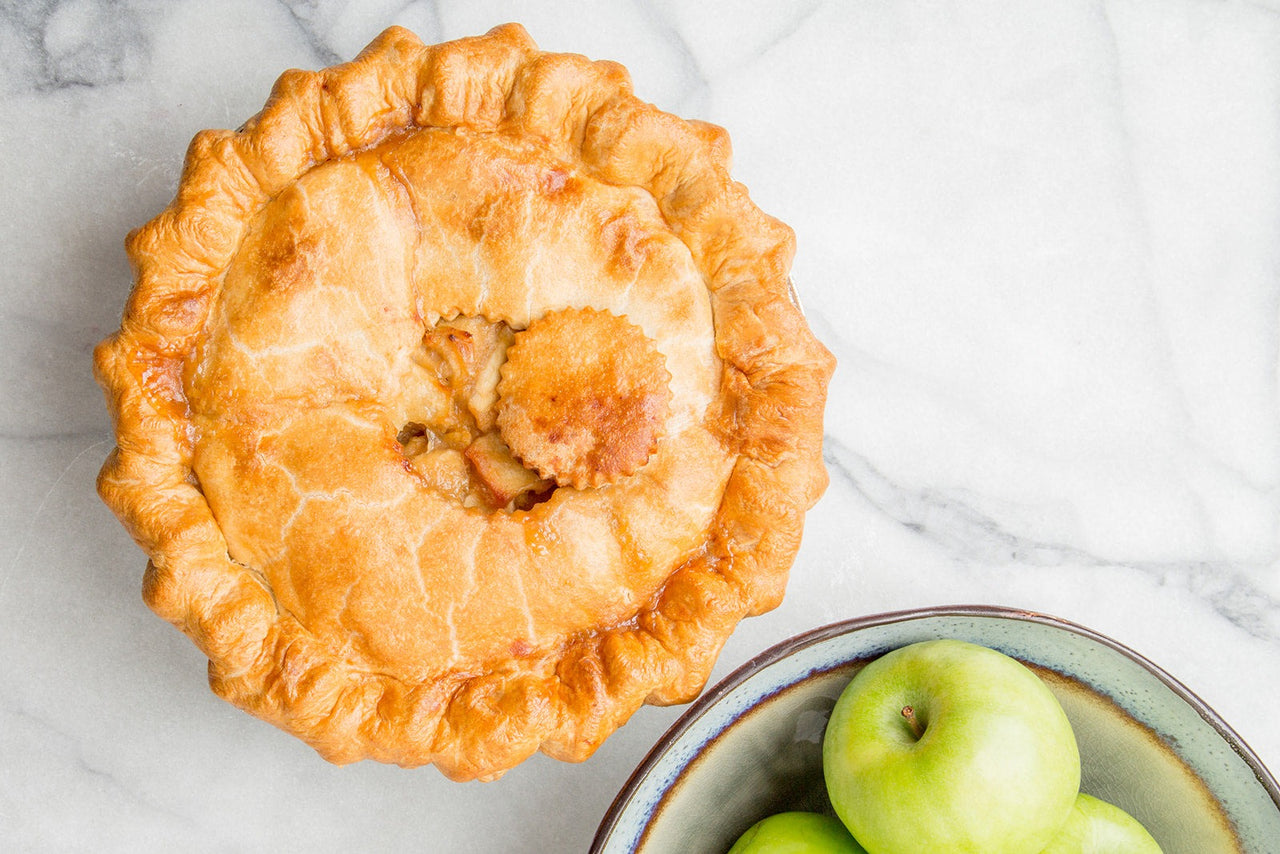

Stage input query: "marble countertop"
[{"left": 3, "top": 0, "right": 1278, "bottom": 850}]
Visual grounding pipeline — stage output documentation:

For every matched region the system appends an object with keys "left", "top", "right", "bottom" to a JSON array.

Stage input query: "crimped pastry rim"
[{"left": 93, "top": 24, "right": 835, "bottom": 781}]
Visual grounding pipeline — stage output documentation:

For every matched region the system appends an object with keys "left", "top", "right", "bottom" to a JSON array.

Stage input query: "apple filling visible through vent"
[
  {"left": 398, "top": 309, "right": 671, "bottom": 512},
  {"left": 397, "top": 315, "right": 552, "bottom": 511}
]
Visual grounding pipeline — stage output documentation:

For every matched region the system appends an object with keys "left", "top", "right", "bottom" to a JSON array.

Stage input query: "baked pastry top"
[{"left": 94, "top": 24, "right": 835, "bottom": 781}]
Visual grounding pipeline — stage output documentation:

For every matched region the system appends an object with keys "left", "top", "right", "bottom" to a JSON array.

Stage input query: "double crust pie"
[{"left": 94, "top": 24, "right": 835, "bottom": 781}]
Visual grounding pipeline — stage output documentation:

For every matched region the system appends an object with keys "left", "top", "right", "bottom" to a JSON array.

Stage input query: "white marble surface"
[{"left": 2, "top": 0, "right": 1278, "bottom": 850}]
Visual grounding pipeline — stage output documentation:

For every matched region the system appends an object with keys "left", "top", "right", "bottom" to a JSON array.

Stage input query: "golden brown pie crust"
[{"left": 94, "top": 24, "right": 836, "bottom": 781}]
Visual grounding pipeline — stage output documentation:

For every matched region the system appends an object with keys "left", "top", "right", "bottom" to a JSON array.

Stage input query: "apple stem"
[{"left": 901, "top": 705, "right": 925, "bottom": 740}]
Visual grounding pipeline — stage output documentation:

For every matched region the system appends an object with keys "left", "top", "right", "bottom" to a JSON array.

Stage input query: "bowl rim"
[{"left": 589, "top": 603, "right": 1280, "bottom": 852}]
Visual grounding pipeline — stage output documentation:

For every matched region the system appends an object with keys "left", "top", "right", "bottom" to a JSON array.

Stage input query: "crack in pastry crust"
[{"left": 94, "top": 24, "right": 836, "bottom": 781}]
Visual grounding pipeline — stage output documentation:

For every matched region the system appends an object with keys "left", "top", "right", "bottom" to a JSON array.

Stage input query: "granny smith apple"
[
  {"left": 728, "top": 812, "right": 868, "bottom": 854},
  {"left": 822, "top": 639, "right": 1080, "bottom": 854},
  {"left": 1039, "top": 792, "right": 1163, "bottom": 853}
]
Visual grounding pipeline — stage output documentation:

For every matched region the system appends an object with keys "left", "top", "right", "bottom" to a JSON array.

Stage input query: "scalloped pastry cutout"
[
  {"left": 497, "top": 308, "right": 671, "bottom": 489},
  {"left": 94, "top": 24, "right": 835, "bottom": 781}
]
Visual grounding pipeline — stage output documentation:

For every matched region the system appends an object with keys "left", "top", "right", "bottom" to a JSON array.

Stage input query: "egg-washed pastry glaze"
[{"left": 94, "top": 24, "right": 835, "bottom": 781}]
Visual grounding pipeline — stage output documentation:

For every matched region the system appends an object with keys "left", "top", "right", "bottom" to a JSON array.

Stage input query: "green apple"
[
  {"left": 1039, "top": 792, "right": 1163, "bottom": 853},
  {"left": 822, "top": 639, "right": 1080, "bottom": 853},
  {"left": 727, "top": 812, "right": 868, "bottom": 854}
]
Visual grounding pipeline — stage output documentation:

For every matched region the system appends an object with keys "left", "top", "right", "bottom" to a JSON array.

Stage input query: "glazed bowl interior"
[{"left": 592, "top": 606, "right": 1280, "bottom": 853}]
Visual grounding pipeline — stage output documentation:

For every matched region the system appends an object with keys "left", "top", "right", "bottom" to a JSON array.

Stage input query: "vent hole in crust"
[{"left": 396, "top": 317, "right": 555, "bottom": 512}]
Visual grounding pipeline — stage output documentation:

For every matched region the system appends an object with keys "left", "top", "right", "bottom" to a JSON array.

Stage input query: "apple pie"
[{"left": 94, "top": 24, "right": 835, "bottom": 781}]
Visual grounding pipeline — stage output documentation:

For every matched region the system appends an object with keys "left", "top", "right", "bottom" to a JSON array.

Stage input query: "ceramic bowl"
[{"left": 591, "top": 605, "right": 1280, "bottom": 853}]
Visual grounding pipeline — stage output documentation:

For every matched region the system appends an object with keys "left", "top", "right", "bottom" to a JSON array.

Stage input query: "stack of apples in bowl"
[
  {"left": 733, "top": 639, "right": 1158, "bottom": 853},
  {"left": 591, "top": 606, "right": 1280, "bottom": 853}
]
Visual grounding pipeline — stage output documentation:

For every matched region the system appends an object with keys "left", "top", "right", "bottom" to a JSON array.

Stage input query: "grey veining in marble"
[{"left": 2, "top": 1, "right": 1277, "bottom": 850}]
